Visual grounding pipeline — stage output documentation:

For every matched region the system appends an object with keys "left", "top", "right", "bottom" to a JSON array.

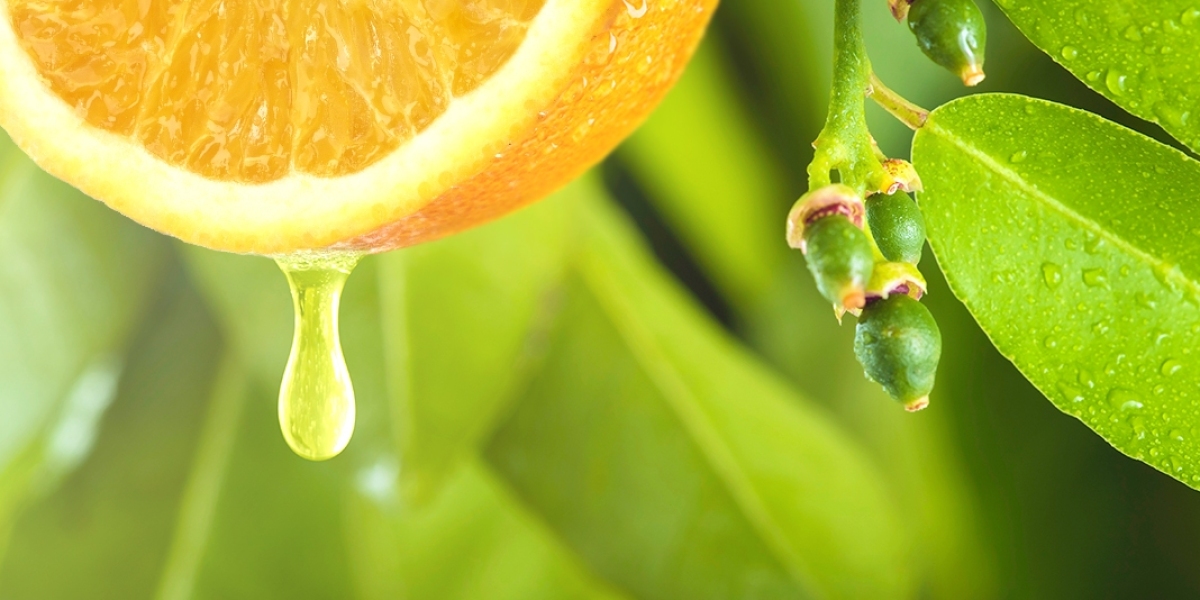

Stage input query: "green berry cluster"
[
  {"left": 790, "top": 0, "right": 988, "bottom": 411},
  {"left": 788, "top": 167, "right": 939, "bottom": 412}
]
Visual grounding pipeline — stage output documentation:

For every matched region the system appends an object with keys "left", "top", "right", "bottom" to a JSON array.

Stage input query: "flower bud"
[
  {"left": 854, "top": 294, "right": 942, "bottom": 411},
  {"left": 867, "top": 261, "right": 926, "bottom": 301},
  {"left": 803, "top": 215, "right": 875, "bottom": 312},
  {"left": 889, "top": 0, "right": 912, "bottom": 21},
  {"left": 907, "top": 0, "right": 987, "bottom": 86},
  {"left": 786, "top": 184, "right": 864, "bottom": 252},
  {"left": 866, "top": 192, "right": 926, "bottom": 264},
  {"left": 880, "top": 159, "right": 923, "bottom": 194}
]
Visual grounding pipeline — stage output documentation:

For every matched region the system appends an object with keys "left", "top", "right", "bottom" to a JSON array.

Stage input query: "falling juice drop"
[{"left": 276, "top": 253, "right": 360, "bottom": 461}]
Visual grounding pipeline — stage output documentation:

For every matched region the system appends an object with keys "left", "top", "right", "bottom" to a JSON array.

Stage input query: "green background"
[{"left": 2, "top": 1, "right": 1200, "bottom": 598}]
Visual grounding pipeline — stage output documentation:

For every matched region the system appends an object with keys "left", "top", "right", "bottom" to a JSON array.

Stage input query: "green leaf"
[
  {"left": 345, "top": 459, "right": 627, "bottom": 600},
  {"left": 618, "top": 39, "right": 791, "bottom": 308},
  {"left": 996, "top": 0, "right": 1200, "bottom": 152},
  {"left": 913, "top": 93, "right": 1200, "bottom": 489},
  {"left": 0, "top": 264, "right": 616, "bottom": 599},
  {"left": 0, "top": 280, "right": 223, "bottom": 599},
  {"left": 374, "top": 196, "right": 575, "bottom": 502},
  {"left": 185, "top": 193, "right": 574, "bottom": 503},
  {"left": 0, "top": 133, "right": 164, "bottom": 548},
  {"left": 485, "top": 183, "right": 912, "bottom": 599}
]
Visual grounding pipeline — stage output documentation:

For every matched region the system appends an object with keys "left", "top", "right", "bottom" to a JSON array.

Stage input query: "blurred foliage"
[{"left": 3, "top": 1, "right": 1200, "bottom": 599}]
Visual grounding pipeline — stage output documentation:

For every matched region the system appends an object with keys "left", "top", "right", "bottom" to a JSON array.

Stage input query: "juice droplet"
[{"left": 276, "top": 253, "right": 361, "bottom": 461}]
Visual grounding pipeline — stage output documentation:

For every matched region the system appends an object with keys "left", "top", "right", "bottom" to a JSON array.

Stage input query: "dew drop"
[
  {"left": 1183, "top": 7, "right": 1200, "bottom": 26},
  {"left": 1105, "top": 70, "right": 1129, "bottom": 95},
  {"left": 1153, "top": 102, "right": 1191, "bottom": 127},
  {"left": 1010, "top": 150, "right": 1028, "bottom": 163},
  {"left": 1078, "top": 369, "right": 1096, "bottom": 389},
  {"left": 1171, "top": 429, "right": 1186, "bottom": 442},
  {"left": 1060, "top": 45, "right": 1078, "bottom": 60},
  {"left": 1169, "top": 454, "right": 1185, "bottom": 473},
  {"left": 1086, "top": 71, "right": 1101, "bottom": 82},
  {"left": 1131, "top": 416, "right": 1148, "bottom": 440},
  {"left": 1124, "top": 25, "right": 1142, "bottom": 41},
  {"left": 1042, "top": 262, "right": 1064, "bottom": 288},
  {"left": 1108, "top": 388, "right": 1144, "bottom": 412},
  {"left": 1083, "top": 268, "right": 1109, "bottom": 288},
  {"left": 1044, "top": 336, "right": 1059, "bottom": 349},
  {"left": 1058, "top": 383, "right": 1085, "bottom": 403},
  {"left": 276, "top": 253, "right": 360, "bottom": 461},
  {"left": 1162, "top": 359, "right": 1183, "bottom": 376}
]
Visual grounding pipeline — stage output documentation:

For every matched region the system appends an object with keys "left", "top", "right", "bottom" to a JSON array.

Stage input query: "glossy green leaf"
[
  {"left": 996, "top": 0, "right": 1200, "bottom": 151},
  {"left": 914, "top": 93, "right": 1200, "bottom": 489},
  {"left": 486, "top": 184, "right": 912, "bottom": 599},
  {"left": 0, "top": 132, "right": 164, "bottom": 550}
]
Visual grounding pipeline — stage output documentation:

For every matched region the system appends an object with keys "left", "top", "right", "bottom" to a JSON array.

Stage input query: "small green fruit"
[
  {"left": 803, "top": 215, "right": 875, "bottom": 312},
  {"left": 866, "top": 192, "right": 926, "bottom": 264},
  {"left": 854, "top": 294, "right": 942, "bottom": 410},
  {"left": 907, "top": 0, "right": 987, "bottom": 86}
]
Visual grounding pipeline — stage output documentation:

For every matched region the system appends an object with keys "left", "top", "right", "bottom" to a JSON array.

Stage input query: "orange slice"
[{"left": 0, "top": 0, "right": 716, "bottom": 253}]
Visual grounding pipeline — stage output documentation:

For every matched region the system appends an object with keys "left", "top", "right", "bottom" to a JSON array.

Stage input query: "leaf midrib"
[
  {"left": 577, "top": 248, "right": 821, "bottom": 599},
  {"left": 925, "top": 118, "right": 1200, "bottom": 296}
]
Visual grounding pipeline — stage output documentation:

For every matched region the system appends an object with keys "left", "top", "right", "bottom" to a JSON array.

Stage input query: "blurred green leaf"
[
  {"left": 345, "top": 459, "right": 626, "bottom": 600},
  {"left": 486, "top": 183, "right": 911, "bottom": 600},
  {"left": 0, "top": 279, "right": 221, "bottom": 599},
  {"left": 619, "top": 39, "right": 790, "bottom": 308},
  {"left": 373, "top": 197, "right": 575, "bottom": 502},
  {"left": 914, "top": 93, "right": 1200, "bottom": 489},
  {"left": 0, "top": 260, "right": 615, "bottom": 599},
  {"left": 0, "top": 132, "right": 164, "bottom": 552},
  {"left": 996, "top": 0, "right": 1200, "bottom": 152}
]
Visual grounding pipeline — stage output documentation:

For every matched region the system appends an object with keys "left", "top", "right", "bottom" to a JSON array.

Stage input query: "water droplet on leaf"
[
  {"left": 1042, "top": 262, "right": 1063, "bottom": 288},
  {"left": 1083, "top": 268, "right": 1109, "bottom": 288},
  {"left": 1105, "top": 70, "right": 1129, "bottom": 94}
]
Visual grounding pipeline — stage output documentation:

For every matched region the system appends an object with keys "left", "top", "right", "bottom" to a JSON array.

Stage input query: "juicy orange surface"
[{"left": 10, "top": 0, "right": 545, "bottom": 182}]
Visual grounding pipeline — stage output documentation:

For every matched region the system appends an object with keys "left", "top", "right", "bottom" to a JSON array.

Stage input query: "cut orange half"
[{"left": 0, "top": 0, "right": 716, "bottom": 254}]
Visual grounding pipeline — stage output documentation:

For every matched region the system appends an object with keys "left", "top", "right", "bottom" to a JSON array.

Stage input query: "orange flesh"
[{"left": 8, "top": 0, "right": 545, "bottom": 182}]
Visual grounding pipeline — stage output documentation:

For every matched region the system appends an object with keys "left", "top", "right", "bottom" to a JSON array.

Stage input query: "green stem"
[
  {"left": 808, "top": 0, "right": 885, "bottom": 193},
  {"left": 867, "top": 72, "right": 929, "bottom": 130}
]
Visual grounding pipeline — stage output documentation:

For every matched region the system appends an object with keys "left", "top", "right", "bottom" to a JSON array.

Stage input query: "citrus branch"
[
  {"left": 808, "top": 0, "right": 887, "bottom": 195},
  {"left": 867, "top": 72, "right": 929, "bottom": 130}
]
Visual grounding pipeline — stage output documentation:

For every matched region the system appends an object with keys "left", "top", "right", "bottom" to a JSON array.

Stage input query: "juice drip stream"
[{"left": 276, "top": 254, "right": 361, "bottom": 461}]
